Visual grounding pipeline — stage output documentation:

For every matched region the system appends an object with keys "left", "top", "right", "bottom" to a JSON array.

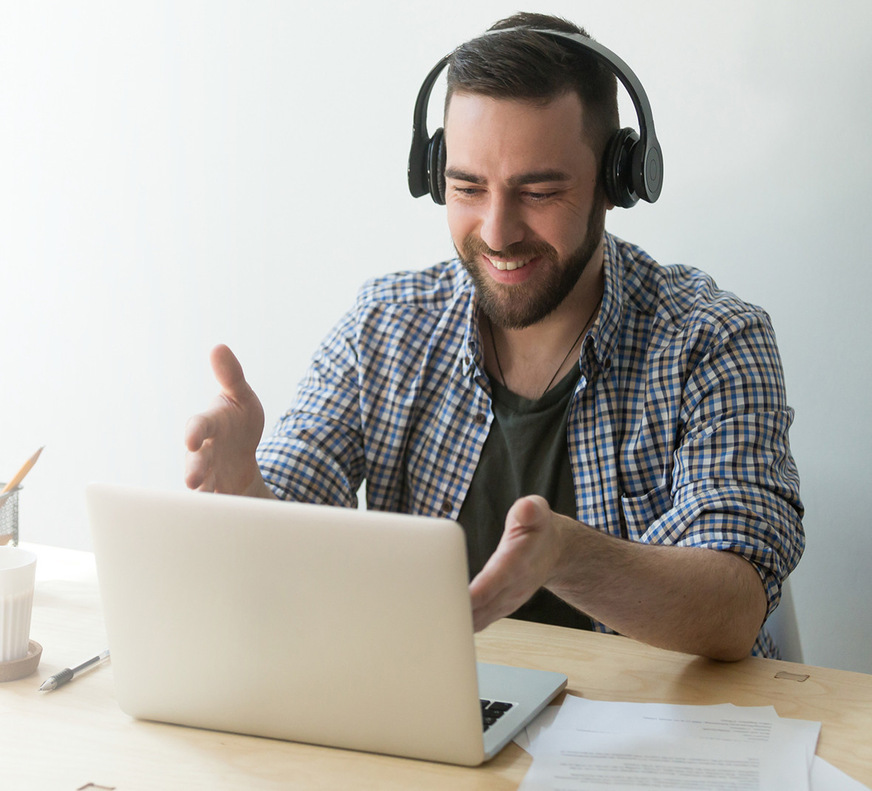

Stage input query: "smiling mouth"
[{"left": 487, "top": 257, "right": 530, "bottom": 272}]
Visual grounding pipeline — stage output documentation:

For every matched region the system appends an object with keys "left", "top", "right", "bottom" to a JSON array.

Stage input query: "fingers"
[
  {"left": 469, "top": 553, "right": 527, "bottom": 633},
  {"left": 184, "top": 444, "right": 212, "bottom": 490},
  {"left": 469, "top": 495, "right": 559, "bottom": 632},
  {"left": 469, "top": 564, "right": 512, "bottom": 632},
  {"left": 184, "top": 413, "right": 212, "bottom": 452},
  {"left": 470, "top": 562, "right": 532, "bottom": 631},
  {"left": 184, "top": 412, "right": 216, "bottom": 490}
]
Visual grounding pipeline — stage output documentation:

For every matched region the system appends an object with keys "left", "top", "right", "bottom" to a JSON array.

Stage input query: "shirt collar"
[
  {"left": 580, "top": 232, "right": 624, "bottom": 374},
  {"left": 461, "top": 271, "right": 484, "bottom": 379}
]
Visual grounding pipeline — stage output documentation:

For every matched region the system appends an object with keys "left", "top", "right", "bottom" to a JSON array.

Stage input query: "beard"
[{"left": 456, "top": 190, "right": 606, "bottom": 330}]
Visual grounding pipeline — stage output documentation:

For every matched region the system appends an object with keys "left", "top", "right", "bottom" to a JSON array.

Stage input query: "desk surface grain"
[{"left": 2, "top": 545, "right": 870, "bottom": 790}]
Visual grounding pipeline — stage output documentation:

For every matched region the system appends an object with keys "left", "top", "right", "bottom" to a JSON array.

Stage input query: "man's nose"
[{"left": 479, "top": 195, "right": 525, "bottom": 253}]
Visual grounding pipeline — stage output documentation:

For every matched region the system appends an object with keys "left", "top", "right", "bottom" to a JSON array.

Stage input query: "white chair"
[{"left": 766, "top": 578, "right": 803, "bottom": 663}]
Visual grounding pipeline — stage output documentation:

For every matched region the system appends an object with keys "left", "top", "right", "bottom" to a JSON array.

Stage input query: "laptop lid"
[{"left": 86, "top": 483, "right": 566, "bottom": 765}]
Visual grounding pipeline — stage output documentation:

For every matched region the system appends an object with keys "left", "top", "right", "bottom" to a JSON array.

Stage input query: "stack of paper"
[{"left": 515, "top": 696, "right": 869, "bottom": 790}]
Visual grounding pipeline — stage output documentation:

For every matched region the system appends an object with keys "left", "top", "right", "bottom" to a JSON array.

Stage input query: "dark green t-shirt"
[{"left": 458, "top": 366, "right": 593, "bottom": 630}]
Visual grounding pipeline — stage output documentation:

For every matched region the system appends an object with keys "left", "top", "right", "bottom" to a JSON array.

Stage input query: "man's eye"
[{"left": 524, "top": 191, "right": 556, "bottom": 201}]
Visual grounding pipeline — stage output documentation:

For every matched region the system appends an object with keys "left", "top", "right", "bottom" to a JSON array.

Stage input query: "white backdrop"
[{"left": 2, "top": 1, "right": 870, "bottom": 673}]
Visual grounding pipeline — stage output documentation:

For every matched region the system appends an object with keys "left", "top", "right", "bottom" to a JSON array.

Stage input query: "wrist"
[
  {"left": 545, "top": 512, "right": 583, "bottom": 588},
  {"left": 244, "top": 470, "right": 276, "bottom": 499}
]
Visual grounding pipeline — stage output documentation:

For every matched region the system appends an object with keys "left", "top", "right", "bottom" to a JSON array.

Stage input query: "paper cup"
[{"left": 0, "top": 547, "right": 37, "bottom": 663}]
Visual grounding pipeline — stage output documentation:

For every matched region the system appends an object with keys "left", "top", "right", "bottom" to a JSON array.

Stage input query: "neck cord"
[{"left": 489, "top": 294, "right": 603, "bottom": 398}]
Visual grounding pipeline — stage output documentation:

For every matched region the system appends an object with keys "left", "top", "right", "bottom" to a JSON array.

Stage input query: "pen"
[{"left": 38, "top": 649, "right": 110, "bottom": 692}]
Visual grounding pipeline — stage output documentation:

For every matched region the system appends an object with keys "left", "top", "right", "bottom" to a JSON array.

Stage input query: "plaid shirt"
[{"left": 258, "top": 233, "right": 804, "bottom": 657}]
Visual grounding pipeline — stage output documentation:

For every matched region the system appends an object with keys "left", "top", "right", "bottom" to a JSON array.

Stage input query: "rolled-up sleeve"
[{"left": 643, "top": 307, "right": 804, "bottom": 622}]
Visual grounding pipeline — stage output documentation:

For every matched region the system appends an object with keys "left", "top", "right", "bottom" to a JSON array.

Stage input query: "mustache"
[{"left": 458, "top": 236, "right": 558, "bottom": 262}]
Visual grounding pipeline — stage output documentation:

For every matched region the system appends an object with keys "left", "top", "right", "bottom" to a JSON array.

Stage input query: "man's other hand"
[
  {"left": 184, "top": 344, "right": 272, "bottom": 498},
  {"left": 468, "top": 495, "right": 564, "bottom": 632}
]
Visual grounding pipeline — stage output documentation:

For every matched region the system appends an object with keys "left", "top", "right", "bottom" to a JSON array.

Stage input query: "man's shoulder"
[
  {"left": 356, "top": 258, "right": 472, "bottom": 312},
  {"left": 611, "top": 236, "right": 769, "bottom": 336},
  {"left": 344, "top": 259, "right": 473, "bottom": 373}
]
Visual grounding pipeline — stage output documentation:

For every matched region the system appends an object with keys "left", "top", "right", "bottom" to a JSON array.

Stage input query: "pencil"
[{"left": 1, "top": 446, "right": 45, "bottom": 495}]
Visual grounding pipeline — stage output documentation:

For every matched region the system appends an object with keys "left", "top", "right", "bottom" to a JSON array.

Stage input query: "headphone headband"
[{"left": 408, "top": 27, "right": 663, "bottom": 208}]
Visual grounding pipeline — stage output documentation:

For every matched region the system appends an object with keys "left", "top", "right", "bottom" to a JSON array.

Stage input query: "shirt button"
[
  {"left": 474, "top": 412, "right": 486, "bottom": 424},
  {"left": 441, "top": 499, "right": 452, "bottom": 514}
]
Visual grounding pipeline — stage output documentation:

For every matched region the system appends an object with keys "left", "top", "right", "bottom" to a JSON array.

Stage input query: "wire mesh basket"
[{"left": 0, "top": 486, "right": 21, "bottom": 546}]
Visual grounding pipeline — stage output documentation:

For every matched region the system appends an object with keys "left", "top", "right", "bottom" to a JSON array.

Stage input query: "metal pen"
[{"left": 38, "top": 649, "right": 110, "bottom": 692}]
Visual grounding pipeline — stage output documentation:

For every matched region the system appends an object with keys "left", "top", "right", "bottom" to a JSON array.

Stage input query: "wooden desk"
[{"left": 3, "top": 544, "right": 871, "bottom": 790}]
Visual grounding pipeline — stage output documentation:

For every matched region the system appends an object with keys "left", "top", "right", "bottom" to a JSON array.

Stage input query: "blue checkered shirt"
[{"left": 257, "top": 233, "right": 804, "bottom": 658}]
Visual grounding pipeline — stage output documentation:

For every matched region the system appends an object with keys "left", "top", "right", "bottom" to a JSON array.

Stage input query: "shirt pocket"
[{"left": 619, "top": 484, "right": 673, "bottom": 541}]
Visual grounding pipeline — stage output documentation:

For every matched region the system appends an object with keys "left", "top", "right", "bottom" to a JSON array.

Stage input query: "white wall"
[{"left": 2, "top": 1, "right": 870, "bottom": 673}]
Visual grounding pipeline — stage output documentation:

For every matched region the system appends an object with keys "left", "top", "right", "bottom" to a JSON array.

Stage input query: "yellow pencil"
[{"left": 2, "top": 446, "right": 45, "bottom": 495}]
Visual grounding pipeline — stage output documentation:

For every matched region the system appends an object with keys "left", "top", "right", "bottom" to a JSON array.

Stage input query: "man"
[{"left": 185, "top": 13, "right": 804, "bottom": 661}]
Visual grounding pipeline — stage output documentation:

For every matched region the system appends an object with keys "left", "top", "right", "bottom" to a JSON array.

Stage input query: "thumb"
[
  {"left": 505, "top": 494, "right": 552, "bottom": 534},
  {"left": 210, "top": 344, "right": 251, "bottom": 400}
]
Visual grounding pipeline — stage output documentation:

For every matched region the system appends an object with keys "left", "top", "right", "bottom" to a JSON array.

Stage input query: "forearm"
[{"left": 547, "top": 516, "right": 767, "bottom": 661}]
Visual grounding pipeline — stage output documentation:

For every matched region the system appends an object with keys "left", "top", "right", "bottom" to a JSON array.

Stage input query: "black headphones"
[{"left": 407, "top": 28, "right": 663, "bottom": 209}]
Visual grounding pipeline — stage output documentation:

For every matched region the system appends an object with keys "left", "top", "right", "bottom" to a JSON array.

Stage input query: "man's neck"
[{"left": 482, "top": 262, "right": 605, "bottom": 400}]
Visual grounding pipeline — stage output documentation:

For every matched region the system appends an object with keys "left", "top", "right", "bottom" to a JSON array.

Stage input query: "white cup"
[{"left": 0, "top": 547, "right": 37, "bottom": 663}]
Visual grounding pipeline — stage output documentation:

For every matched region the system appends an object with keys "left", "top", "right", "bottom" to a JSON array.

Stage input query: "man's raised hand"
[{"left": 184, "top": 344, "right": 273, "bottom": 498}]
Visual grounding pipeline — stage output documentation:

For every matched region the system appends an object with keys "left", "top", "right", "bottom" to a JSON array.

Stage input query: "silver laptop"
[{"left": 86, "top": 483, "right": 567, "bottom": 765}]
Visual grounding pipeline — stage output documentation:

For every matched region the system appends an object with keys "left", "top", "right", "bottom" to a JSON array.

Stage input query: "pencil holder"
[{"left": 0, "top": 487, "right": 21, "bottom": 547}]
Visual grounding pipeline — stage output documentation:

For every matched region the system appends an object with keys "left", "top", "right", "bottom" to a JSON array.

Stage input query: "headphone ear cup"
[
  {"left": 603, "top": 128, "right": 640, "bottom": 209},
  {"left": 427, "top": 127, "right": 447, "bottom": 205}
]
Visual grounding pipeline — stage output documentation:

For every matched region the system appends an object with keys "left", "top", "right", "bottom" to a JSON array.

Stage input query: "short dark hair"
[{"left": 445, "top": 12, "right": 619, "bottom": 160}]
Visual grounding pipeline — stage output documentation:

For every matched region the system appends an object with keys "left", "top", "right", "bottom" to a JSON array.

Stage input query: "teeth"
[{"left": 490, "top": 259, "right": 527, "bottom": 271}]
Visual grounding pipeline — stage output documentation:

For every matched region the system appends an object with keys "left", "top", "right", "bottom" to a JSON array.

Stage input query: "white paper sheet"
[
  {"left": 516, "top": 696, "right": 823, "bottom": 791},
  {"left": 520, "top": 728, "right": 808, "bottom": 790},
  {"left": 811, "top": 757, "right": 872, "bottom": 791}
]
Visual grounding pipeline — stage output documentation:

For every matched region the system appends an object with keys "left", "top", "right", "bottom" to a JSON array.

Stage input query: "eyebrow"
[{"left": 444, "top": 167, "right": 572, "bottom": 186}]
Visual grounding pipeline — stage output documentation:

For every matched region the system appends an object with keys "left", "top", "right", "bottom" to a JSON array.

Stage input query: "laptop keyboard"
[{"left": 480, "top": 699, "right": 516, "bottom": 731}]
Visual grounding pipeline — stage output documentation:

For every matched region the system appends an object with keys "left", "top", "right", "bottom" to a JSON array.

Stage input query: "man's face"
[{"left": 444, "top": 91, "right": 606, "bottom": 330}]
